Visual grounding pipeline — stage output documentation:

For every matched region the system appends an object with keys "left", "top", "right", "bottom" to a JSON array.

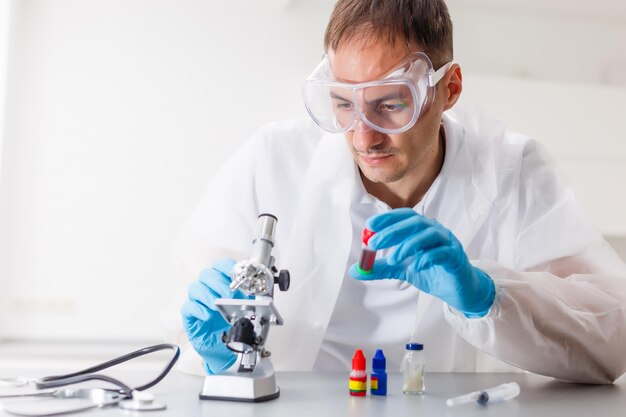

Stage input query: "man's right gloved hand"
[{"left": 181, "top": 258, "right": 249, "bottom": 374}]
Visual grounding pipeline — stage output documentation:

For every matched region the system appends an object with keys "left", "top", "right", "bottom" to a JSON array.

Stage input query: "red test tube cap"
[{"left": 362, "top": 228, "right": 375, "bottom": 246}]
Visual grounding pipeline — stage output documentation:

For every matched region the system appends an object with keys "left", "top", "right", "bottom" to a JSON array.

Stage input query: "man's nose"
[{"left": 351, "top": 119, "right": 384, "bottom": 152}]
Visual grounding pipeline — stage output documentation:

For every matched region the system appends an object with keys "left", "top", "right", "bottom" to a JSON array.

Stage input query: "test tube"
[{"left": 357, "top": 228, "right": 376, "bottom": 274}]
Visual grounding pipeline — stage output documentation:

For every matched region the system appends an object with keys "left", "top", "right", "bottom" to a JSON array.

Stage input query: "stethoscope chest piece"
[
  {"left": 118, "top": 391, "right": 166, "bottom": 411},
  {"left": 0, "top": 377, "right": 30, "bottom": 388}
]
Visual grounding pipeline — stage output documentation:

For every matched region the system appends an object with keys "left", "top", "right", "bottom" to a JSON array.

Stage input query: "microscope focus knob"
[{"left": 276, "top": 270, "right": 290, "bottom": 291}]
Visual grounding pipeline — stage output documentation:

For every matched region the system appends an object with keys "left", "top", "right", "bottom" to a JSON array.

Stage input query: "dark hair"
[{"left": 324, "top": 0, "right": 453, "bottom": 69}]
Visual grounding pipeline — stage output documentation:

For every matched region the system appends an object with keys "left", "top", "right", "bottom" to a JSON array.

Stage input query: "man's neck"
[{"left": 362, "top": 127, "right": 446, "bottom": 209}]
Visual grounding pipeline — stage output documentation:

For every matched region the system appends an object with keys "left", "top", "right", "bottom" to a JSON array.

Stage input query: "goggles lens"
[
  {"left": 304, "top": 82, "right": 422, "bottom": 134},
  {"left": 303, "top": 53, "right": 449, "bottom": 134}
]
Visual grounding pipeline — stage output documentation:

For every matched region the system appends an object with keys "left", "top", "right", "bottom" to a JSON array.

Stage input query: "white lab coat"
[{"left": 175, "top": 104, "right": 626, "bottom": 384}]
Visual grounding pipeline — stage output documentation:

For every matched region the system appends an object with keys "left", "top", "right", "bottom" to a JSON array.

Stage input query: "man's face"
[{"left": 330, "top": 37, "right": 445, "bottom": 184}]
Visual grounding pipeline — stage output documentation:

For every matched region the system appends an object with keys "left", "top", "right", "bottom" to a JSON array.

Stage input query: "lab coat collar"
[{"left": 432, "top": 109, "right": 499, "bottom": 246}]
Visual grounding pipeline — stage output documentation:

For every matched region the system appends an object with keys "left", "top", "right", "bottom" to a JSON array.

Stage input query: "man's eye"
[
  {"left": 334, "top": 101, "right": 354, "bottom": 111},
  {"left": 379, "top": 102, "right": 408, "bottom": 112}
]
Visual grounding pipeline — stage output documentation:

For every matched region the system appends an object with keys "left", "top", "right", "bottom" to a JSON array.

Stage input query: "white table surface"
[{"left": 2, "top": 370, "right": 626, "bottom": 417}]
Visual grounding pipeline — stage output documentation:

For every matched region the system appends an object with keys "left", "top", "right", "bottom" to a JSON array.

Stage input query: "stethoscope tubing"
[{"left": 34, "top": 343, "right": 179, "bottom": 396}]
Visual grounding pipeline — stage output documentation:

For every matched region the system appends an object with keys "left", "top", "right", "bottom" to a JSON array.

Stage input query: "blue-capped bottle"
[{"left": 370, "top": 349, "right": 387, "bottom": 396}]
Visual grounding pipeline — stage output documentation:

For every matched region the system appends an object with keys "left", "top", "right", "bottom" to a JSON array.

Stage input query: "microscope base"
[
  {"left": 199, "top": 386, "right": 279, "bottom": 403},
  {"left": 199, "top": 360, "right": 280, "bottom": 402}
]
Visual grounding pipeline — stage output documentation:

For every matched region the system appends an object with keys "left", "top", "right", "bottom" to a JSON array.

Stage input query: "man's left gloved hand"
[{"left": 349, "top": 208, "right": 495, "bottom": 318}]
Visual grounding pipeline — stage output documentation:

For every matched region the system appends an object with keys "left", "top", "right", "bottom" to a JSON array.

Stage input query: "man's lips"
[{"left": 359, "top": 154, "right": 393, "bottom": 166}]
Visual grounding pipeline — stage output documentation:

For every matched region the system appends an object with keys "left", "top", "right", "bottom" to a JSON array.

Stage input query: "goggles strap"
[{"left": 429, "top": 62, "right": 455, "bottom": 87}]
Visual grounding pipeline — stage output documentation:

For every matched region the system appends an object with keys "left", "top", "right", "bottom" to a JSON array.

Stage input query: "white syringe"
[{"left": 446, "top": 382, "right": 520, "bottom": 406}]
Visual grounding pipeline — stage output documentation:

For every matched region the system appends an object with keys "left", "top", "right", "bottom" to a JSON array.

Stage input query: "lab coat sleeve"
[
  {"left": 174, "top": 139, "right": 260, "bottom": 276},
  {"left": 170, "top": 118, "right": 322, "bottom": 375},
  {"left": 171, "top": 134, "right": 262, "bottom": 375},
  {"left": 444, "top": 139, "right": 626, "bottom": 384}
]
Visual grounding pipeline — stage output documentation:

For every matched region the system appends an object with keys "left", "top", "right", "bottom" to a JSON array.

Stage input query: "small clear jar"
[{"left": 401, "top": 343, "right": 425, "bottom": 394}]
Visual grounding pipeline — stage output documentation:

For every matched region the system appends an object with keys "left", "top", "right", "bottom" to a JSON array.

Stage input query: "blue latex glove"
[
  {"left": 350, "top": 208, "right": 495, "bottom": 318},
  {"left": 181, "top": 258, "right": 249, "bottom": 374}
]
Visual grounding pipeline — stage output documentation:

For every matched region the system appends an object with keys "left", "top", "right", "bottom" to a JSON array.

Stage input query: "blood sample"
[{"left": 357, "top": 228, "right": 376, "bottom": 275}]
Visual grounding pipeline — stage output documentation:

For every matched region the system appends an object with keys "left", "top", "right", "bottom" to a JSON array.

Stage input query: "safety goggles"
[{"left": 303, "top": 52, "right": 453, "bottom": 134}]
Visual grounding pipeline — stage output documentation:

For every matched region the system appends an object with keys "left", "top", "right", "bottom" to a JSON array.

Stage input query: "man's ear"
[{"left": 441, "top": 64, "right": 463, "bottom": 112}]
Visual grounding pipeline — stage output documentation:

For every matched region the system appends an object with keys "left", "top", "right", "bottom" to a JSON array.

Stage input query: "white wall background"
[
  {"left": 0, "top": 1, "right": 10, "bottom": 178},
  {"left": 0, "top": 0, "right": 625, "bottom": 344}
]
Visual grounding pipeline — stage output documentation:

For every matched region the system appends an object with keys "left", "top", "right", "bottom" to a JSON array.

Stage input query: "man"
[{"left": 178, "top": 0, "right": 626, "bottom": 383}]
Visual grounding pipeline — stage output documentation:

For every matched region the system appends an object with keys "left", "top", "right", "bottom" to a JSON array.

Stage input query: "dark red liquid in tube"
[{"left": 357, "top": 228, "right": 376, "bottom": 274}]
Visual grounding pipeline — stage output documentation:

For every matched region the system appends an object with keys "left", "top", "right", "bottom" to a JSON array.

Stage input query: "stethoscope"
[{"left": 0, "top": 343, "right": 179, "bottom": 416}]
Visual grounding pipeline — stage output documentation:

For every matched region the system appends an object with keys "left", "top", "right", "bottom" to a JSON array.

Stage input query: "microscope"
[{"left": 199, "top": 214, "right": 290, "bottom": 402}]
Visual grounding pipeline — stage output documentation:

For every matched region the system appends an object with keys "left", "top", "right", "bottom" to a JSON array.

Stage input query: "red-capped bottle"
[{"left": 349, "top": 349, "right": 367, "bottom": 396}]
